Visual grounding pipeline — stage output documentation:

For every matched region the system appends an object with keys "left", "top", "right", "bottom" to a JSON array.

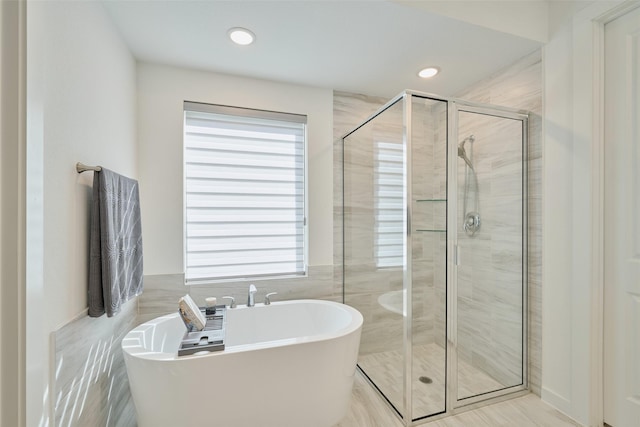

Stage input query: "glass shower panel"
[
  {"left": 343, "top": 99, "right": 405, "bottom": 417},
  {"left": 456, "top": 110, "right": 525, "bottom": 401},
  {"left": 410, "top": 96, "right": 447, "bottom": 420}
]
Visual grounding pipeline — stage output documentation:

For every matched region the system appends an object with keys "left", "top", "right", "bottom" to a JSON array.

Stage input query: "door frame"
[
  {"left": 581, "top": 1, "right": 640, "bottom": 425},
  {"left": 1, "top": 0, "right": 27, "bottom": 426}
]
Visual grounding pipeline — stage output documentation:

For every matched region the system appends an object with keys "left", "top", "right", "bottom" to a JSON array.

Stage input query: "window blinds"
[
  {"left": 375, "top": 141, "right": 404, "bottom": 268},
  {"left": 184, "top": 102, "right": 307, "bottom": 283}
]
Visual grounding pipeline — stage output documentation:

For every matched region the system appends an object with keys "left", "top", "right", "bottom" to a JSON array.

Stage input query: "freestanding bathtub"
[{"left": 122, "top": 299, "right": 363, "bottom": 427}]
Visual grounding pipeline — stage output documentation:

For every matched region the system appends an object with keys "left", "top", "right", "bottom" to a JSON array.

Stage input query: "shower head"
[
  {"left": 458, "top": 135, "right": 475, "bottom": 170},
  {"left": 458, "top": 135, "right": 475, "bottom": 151},
  {"left": 458, "top": 148, "right": 474, "bottom": 170}
]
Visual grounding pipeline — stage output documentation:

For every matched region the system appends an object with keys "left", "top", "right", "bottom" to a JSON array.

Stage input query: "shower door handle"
[{"left": 454, "top": 245, "right": 461, "bottom": 266}]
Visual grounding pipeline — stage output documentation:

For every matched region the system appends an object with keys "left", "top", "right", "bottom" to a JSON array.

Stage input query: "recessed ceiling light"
[
  {"left": 418, "top": 67, "right": 440, "bottom": 79},
  {"left": 228, "top": 27, "right": 255, "bottom": 46}
]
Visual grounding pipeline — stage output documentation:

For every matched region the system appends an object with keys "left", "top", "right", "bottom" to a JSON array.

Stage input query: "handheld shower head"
[
  {"left": 458, "top": 135, "right": 475, "bottom": 170},
  {"left": 458, "top": 135, "right": 475, "bottom": 151},
  {"left": 458, "top": 149, "right": 474, "bottom": 170}
]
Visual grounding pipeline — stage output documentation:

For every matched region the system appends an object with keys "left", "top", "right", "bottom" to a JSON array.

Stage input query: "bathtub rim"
[{"left": 122, "top": 299, "right": 363, "bottom": 361}]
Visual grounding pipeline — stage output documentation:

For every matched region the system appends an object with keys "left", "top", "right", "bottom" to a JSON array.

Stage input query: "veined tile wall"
[
  {"left": 334, "top": 50, "right": 543, "bottom": 396},
  {"left": 411, "top": 97, "right": 448, "bottom": 353},
  {"left": 455, "top": 112, "right": 526, "bottom": 395},
  {"left": 338, "top": 91, "right": 528, "bottom": 400},
  {"left": 342, "top": 99, "right": 405, "bottom": 356},
  {"left": 334, "top": 92, "right": 395, "bottom": 356},
  {"left": 340, "top": 95, "right": 450, "bottom": 358},
  {"left": 454, "top": 51, "right": 542, "bottom": 395},
  {"left": 138, "top": 265, "right": 339, "bottom": 321},
  {"left": 52, "top": 298, "right": 138, "bottom": 427}
]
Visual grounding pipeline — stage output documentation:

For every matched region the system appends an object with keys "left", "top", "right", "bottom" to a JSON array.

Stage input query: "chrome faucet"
[
  {"left": 247, "top": 284, "right": 257, "bottom": 307},
  {"left": 264, "top": 292, "right": 278, "bottom": 305}
]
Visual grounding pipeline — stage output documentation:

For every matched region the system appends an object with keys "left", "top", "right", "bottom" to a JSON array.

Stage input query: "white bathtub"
[{"left": 122, "top": 299, "right": 363, "bottom": 427}]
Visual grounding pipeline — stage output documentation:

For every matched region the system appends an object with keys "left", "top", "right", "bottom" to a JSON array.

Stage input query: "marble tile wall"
[
  {"left": 341, "top": 99, "right": 406, "bottom": 355},
  {"left": 338, "top": 88, "right": 530, "bottom": 410},
  {"left": 338, "top": 96, "right": 446, "bottom": 356},
  {"left": 137, "top": 265, "right": 340, "bottom": 321},
  {"left": 334, "top": 92, "right": 399, "bottom": 356},
  {"left": 455, "top": 112, "right": 526, "bottom": 395},
  {"left": 454, "top": 51, "right": 543, "bottom": 395},
  {"left": 333, "top": 91, "right": 391, "bottom": 276},
  {"left": 338, "top": 92, "right": 449, "bottom": 414},
  {"left": 52, "top": 298, "right": 138, "bottom": 427},
  {"left": 412, "top": 97, "right": 448, "bottom": 352},
  {"left": 335, "top": 50, "right": 542, "bottom": 397}
]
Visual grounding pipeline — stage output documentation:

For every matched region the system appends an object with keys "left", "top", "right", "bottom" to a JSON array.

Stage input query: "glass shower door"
[
  {"left": 343, "top": 93, "right": 529, "bottom": 425},
  {"left": 343, "top": 98, "right": 406, "bottom": 417},
  {"left": 343, "top": 94, "right": 449, "bottom": 422},
  {"left": 454, "top": 106, "right": 527, "bottom": 405},
  {"left": 410, "top": 96, "right": 447, "bottom": 421}
]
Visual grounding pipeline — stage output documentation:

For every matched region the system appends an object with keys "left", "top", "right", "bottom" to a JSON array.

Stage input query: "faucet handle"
[
  {"left": 264, "top": 292, "right": 278, "bottom": 305},
  {"left": 249, "top": 284, "right": 257, "bottom": 293},
  {"left": 222, "top": 296, "right": 236, "bottom": 309}
]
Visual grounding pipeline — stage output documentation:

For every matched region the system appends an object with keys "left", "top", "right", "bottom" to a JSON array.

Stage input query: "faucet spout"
[{"left": 248, "top": 284, "right": 257, "bottom": 307}]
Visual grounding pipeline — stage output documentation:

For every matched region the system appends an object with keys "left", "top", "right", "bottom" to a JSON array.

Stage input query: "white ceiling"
[{"left": 102, "top": 0, "right": 542, "bottom": 98}]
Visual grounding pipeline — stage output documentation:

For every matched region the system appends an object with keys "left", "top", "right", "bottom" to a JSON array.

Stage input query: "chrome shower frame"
[
  {"left": 342, "top": 90, "right": 529, "bottom": 426},
  {"left": 449, "top": 101, "right": 530, "bottom": 413}
]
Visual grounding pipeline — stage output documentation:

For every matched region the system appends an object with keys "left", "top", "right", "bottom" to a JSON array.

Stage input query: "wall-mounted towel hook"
[{"left": 76, "top": 162, "right": 102, "bottom": 173}]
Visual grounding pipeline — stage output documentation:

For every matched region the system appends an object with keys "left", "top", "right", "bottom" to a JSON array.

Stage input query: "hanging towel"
[{"left": 88, "top": 168, "right": 143, "bottom": 317}]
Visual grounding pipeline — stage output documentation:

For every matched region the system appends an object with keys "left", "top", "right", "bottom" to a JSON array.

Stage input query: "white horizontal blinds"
[
  {"left": 184, "top": 102, "right": 307, "bottom": 283},
  {"left": 375, "top": 141, "right": 404, "bottom": 268}
]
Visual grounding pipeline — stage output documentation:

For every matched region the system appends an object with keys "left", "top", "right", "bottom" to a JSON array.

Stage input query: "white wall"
[
  {"left": 395, "top": 0, "right": 549, "bottom": 42},
  {"left": 547, "top": 1, "right": 596, "bottom": 39},
  {"left": 542, "top": 1, "right": 626, "bottom": 425},
  {"left": 542, "top": 20, "right": 575, "bottom": 416},
  {"left": 26, "top": 1, "right": 137, "bottom": 425},
  {"left": 137, "top": 63, "right": 334, "bottom": 275},
  {"left": 1, "top": 0, "right": 25, "bottom": 425}
]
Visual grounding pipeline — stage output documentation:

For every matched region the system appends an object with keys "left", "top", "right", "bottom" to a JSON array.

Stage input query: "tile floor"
[
  {"left": 358, "top": 343, "right": 505, "bottom": 418},
  {"left": 336, "top": 371, "right": 582, "bottom": 427}
]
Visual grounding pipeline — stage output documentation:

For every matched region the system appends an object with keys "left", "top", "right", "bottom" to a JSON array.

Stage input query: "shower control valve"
[{"left": 463, "top": 212, "right": 481, "bottom": 236}]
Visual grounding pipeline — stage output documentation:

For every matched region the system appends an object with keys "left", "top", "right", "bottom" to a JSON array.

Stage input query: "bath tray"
[{"left": 178, "top": 306, "right": 226, "bottom": 357}]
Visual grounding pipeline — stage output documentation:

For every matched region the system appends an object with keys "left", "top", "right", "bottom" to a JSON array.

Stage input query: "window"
[
  {"left": 375, "top": 141, "right": 404, "bottom": 268},
  {"left": 183, "top": 102, "right": 307, "bottom": 284}
]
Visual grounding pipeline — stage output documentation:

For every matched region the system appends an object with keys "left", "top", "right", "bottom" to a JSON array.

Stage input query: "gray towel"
[{"left": 88, "top": 168, "right": 143, "bottom": 317}]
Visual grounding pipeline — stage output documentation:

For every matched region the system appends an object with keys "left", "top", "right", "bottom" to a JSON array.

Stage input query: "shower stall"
[{"left": 342, "top": 91, "right": 527, "bottom": 424}]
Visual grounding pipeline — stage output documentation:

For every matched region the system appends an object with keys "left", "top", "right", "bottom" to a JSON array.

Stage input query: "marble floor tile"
[
  {"left": 357, "top": 343, "right": 503, "bottom": 419},
  {"left": 337, "top": 371, "right": 581, "bottom": 427}
]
